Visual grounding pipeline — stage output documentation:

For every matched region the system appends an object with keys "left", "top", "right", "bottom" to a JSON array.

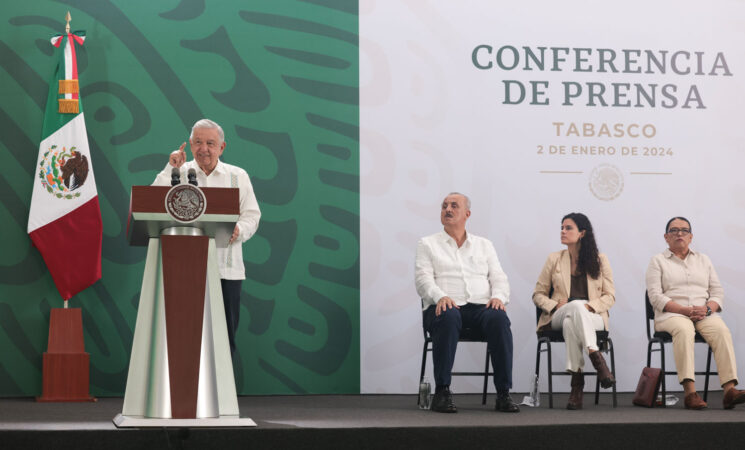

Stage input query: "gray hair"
[
  {"left": 446, "top": 192, "right": 471, "bottom": 210},
  {"left": 190, "top": 119, "right": 224, "bottom": 142}
]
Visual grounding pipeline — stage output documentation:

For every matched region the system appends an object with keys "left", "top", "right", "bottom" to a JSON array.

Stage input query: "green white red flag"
[{"left": 27, "top": 30, "right": 102, "bottom": 301}]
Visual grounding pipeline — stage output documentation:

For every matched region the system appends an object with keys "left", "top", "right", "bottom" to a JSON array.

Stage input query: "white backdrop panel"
[{"left": 360, "top": 0, "right": 745, "bottom": 394}]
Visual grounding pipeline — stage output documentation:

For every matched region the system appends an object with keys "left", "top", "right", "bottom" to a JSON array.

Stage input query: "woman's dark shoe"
[
  {"left": 722, "top": 388, "right": 745, "bottom": 409},
  {"left": 589, "top": 351, "right": 615, "bottom": 389},
  {"left": 567, "top": 370, "right": 584, "bottom": 410},
  {"left": 684, "top": 392, "right": 707, "bottom": 410}
]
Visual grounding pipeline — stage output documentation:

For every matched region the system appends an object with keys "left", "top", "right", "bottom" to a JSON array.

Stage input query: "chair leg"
[
  {"left": 646, "top": 340, "right": 652, "bottom": 367},
  {"left": 594, "top": 344, "right": 603, "bottom": 406},
  {"left": 646, "top": 339, "right": 659, "bottom": 408},
  {"left": 535, "top": 340, "right": 542, "bottom": 407},
  {"left": 704, "top": 347, "right": 713, "bottom": 402},
  {"left": 659, "top": 342, "right": 667, "bottom": 408},
  {"left": 609, "top": 338, "right": 617, "bottom": 408},
  {"left": 546, "top": 341, "right": 554, "bottom": 409},
  {"left": 418, "top": 339, "right": 429, "bottom": 405},
  {"left": 482, "top": 349, "right": 490, "bottom": 405}
]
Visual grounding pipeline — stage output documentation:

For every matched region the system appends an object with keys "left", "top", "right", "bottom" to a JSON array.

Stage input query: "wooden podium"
[{"left": 114, "top": 185, "right": 255, "bottom": 427}]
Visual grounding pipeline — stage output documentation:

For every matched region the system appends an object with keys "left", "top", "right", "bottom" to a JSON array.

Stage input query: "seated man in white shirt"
[
  {"left": 152, "top": 119, "right": 261, "bottom": 357},
  {"left": 415, "top": 192, "right": 518, "bottom": 413},
  {"left": 646, "top": 216, "right": 745, "bottom": 410}
]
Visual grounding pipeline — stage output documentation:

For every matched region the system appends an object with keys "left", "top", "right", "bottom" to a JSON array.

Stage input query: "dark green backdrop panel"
[{"left": 0, "top": 0, "right": 359, "bottom": 396}]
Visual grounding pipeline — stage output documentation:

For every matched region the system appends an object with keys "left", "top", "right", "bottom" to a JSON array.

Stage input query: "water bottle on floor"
[
  {"left": 656, "top": 394, "right": 679, "bottom": 406},
  {"left": 419, "top": 377, "right": 431, "bottom": 410},
  {"left": 530, "top": 373, "right": 541, "bottom": 407},
  {"left": 521, "top": 373, "right": 541, "bottom": 407}
]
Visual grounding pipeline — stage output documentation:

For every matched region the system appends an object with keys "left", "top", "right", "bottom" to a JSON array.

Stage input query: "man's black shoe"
[
  {"left": 431, "top": 387, "right": 457, "bottom": 413},
  {"left": 495, "top": 394, "right": 520, "bottom": 413}
]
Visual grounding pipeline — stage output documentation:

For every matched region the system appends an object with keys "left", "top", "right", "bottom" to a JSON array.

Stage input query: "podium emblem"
[{"left": 165, "top": 184, "right": 207, "bottom": 223}]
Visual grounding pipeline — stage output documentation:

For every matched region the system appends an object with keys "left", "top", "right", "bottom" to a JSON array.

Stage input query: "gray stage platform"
[{"left": 1, "top": 392, "right": 744, "bottom": 449}]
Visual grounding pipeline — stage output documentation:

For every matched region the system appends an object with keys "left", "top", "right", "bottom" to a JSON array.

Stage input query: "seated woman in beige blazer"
[{"left": 532, "top": 213, "right": 615, "bottom": 410}]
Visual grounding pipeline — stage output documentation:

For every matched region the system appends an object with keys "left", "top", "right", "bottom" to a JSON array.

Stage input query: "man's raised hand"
[{"left": 169, "top": 142, "right": 187, "bottom": 168}]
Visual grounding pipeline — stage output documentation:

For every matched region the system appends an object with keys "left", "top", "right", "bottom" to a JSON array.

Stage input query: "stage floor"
[
  {"left": 3, "top": 391, "right": 745, "bottom": 429},
  {"left": 2, "top": 392, "right": 745, "bottom": 449}
]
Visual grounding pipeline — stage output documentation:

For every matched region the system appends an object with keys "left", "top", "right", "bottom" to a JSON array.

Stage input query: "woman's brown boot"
[
  {"left": 589, "top": 351, "right": 615, "bottom": 388},
  {"left": 567, "top": 370, "right": 584, "bottom": 410}
]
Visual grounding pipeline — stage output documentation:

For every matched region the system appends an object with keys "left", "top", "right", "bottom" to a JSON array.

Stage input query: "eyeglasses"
[{"left": 667, "top": 228, "right": 691, "bottom": 235}]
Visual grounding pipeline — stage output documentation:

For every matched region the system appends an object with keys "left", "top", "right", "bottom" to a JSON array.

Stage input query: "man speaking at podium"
[{"left": 152, "top": 119, "right": 261, "bottom": 356}]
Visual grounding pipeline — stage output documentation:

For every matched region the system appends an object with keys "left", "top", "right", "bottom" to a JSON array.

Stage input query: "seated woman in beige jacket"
[{"left": 532, "top": 212, "right": 615, "bottom": 410}]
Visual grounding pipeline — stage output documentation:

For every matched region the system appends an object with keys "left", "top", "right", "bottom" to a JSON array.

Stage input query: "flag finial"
[{"left": 65, "top": 11, "right": 71, "bottom": 34}]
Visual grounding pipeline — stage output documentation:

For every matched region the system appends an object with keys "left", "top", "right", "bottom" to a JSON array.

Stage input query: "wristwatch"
[{"left": 706, "top": 306, "right": 712, "bottom": 316}]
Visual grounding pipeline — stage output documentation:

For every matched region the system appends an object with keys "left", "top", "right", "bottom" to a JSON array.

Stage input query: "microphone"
[
  {"left": 187, "top": 168, "right": 198, "bottom": 186},
  {"left": 171, "top": 167, "right": 181, "bottom": 186}
]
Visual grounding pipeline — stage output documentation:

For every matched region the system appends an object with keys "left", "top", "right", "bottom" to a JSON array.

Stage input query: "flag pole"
[{"left": 63, "top": 10, "right": 71, "bottom": 312}]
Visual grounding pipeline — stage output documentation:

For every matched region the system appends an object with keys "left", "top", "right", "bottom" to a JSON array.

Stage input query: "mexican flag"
[{"left": 27, "top": 30, "right": 102, "bottom": 301}]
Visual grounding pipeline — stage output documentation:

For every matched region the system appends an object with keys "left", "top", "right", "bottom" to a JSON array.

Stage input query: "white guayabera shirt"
[
  {"left": 415, "top": 230, "right": 510, "bottom": 310},
  {"left": 153, "top": 159, "right": 261, "bottom": 280}
]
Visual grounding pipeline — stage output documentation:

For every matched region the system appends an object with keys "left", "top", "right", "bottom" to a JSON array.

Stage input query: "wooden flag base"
[{"left": 36, "top": 308, "right": 96, "bottom": 402}]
